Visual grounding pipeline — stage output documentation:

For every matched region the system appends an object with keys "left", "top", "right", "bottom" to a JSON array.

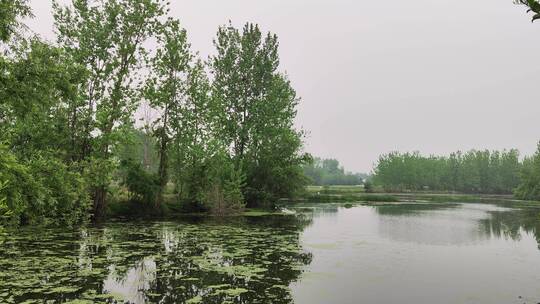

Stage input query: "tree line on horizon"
[
  {"left": 0, "top": 0, "right": 309, "bottom": 226},
  {"left": 370, "top": 2, "right": 540, "bottom": 198},
  {"left": 371, "top": 146, "right": 540, "bottom": 200},
  {"left": 372, "top": 150, "right": 521, "bottom": 194},
  {"left": 303, "top": 158, "right": 366, "bottom": 186}
]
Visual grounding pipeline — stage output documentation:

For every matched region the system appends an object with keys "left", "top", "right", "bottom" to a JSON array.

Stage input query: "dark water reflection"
[
  {"left": 480, "top": 207, "right": 540, "bottom": 248},
  {"left": 2, "top": 202, "right": 540, "bottom": 303},
  {"left": 0, "top": 216, "right": 312, "bottom": 303}
]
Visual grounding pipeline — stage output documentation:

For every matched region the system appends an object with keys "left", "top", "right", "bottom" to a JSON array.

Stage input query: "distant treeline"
[
  {"left": 372, "top": 150, "right": 521, "bottom": 194},
  {"left": 303, "top": 158, "right": 366, "bottom": 185}
]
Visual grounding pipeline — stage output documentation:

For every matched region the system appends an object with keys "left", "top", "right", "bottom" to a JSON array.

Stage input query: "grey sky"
[{"left": 27, "top": 0, "right": 540, "bottom": 173}]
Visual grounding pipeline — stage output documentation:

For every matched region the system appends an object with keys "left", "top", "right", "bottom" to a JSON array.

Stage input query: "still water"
[{"left": 1, "top": 202, "right": 540, "bottom": 303}]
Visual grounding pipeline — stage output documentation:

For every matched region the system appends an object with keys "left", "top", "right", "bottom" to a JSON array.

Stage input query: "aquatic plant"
[{"left": 0, "top": 216, "right": 312, "bottom": 303}]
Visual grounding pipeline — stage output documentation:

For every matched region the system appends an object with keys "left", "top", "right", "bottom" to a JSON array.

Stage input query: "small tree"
[
  {"left": 120, "top": 159, "right": 160, "bottom": 204},
  {"left": 202, "top": 152, "right": 246, "bottom": 215},
  {"left": 364, "top": 180, "right": 374, "bottom": 193}
]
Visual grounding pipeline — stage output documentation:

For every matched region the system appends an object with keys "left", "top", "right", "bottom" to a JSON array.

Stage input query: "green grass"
[
  {"left": 242, "top": 209, "right": 284, "bottom": 217},
  {"left": 299, "top": 185, "right": 527, "bottom": 205},
  {"left": 306, "top": 185, "right": 364, "bottom": 195},
  {"left": 303, "top": 193, "right": 399, "bottom": 203}
]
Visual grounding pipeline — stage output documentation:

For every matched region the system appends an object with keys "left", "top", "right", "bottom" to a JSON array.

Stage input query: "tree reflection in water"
[
  {"left": 0, "top": 215, "right": 313, "bottom": 304},
  {"left": 479, "top": 206, "right": 540, "bottom": 248}
]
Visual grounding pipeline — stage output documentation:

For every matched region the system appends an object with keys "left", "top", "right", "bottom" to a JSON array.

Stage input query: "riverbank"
[
  {"left": 106, "top": 197, "right": 285, "bottom": 220},
  {"left": 297, "top": 185, "right": 538, "bottom": 206}
]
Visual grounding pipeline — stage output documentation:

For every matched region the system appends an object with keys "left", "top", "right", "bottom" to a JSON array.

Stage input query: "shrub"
[
  {"left": 0, "top": 147, "right": 35, "bottom": 224},
  {"left": 0, "top": 145, "right": 90, "bottom": 225},
  {"left": 28, "top": 156, "right": 90, "bottom": 225},
  {"left": 201, "top": 153, "right": 246, "bottom": 215},
  {"left": 119, "top": 159, "right": 160, "bottom": 204},
  {"left": 514, "top": 144, "right": 540, "bottom": 200},
  {"left": 363, "top": 180, "right": 374, "bottom": 193}
]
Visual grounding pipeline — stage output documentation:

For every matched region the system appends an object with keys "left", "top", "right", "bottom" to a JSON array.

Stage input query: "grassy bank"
[
  {"left": 105, "top": 185, "right": 539, "bottom": 220},
  {"left": 298, "top": 185, "right": 534, "bottom": 206}
]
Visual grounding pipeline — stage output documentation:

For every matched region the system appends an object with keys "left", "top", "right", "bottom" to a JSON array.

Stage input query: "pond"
[{"left": 1, "top": 201, "right": 540, "bottom": 303}]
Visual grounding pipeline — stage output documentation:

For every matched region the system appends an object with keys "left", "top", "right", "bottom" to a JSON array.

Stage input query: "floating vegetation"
[{"left": 0, "top": 216, "right": 313, "bottom": 303}]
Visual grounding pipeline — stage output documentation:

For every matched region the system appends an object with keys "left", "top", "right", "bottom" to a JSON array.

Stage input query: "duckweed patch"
[{"left": 0, "top": 217, "right": 313, "bottom": 304}]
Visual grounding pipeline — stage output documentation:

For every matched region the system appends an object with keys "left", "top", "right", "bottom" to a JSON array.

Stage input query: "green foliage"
[
  {"left": 303, "top": 157, "right": 365, "bottom": 186},
  {"left": 515, "top": 143, "right": 540, "bottom": 200},
  {"left": 144, "top": 19, "right": 195, "bottom": 206},
  {"left": 119, "top": 159, "right": 159, "bottom": 204},
  {"left": 0, "top": 0, "right": 32, "bottom": 42},
  {"left": 202, "top": 153, "right": 246, "bottom": 215},
  {"left": 0, "top": 146, "right": 89, "bottom": 225},
  {"left": 373, "top": 150, "right": 521, "bottom": 194},
  {"left": 0, "top": 181, "right": 10, "bottom": 218},
  {"left": 211, "top": 22, "right": 309, "bottom": 207},
  {"left": 167, "top": 61, "right": 216, "bottom": 205},
  {"left": 53, "top": 0, "right": 168, "bottom": 217},
  {"left": 0, "top": 13, "right": 90, "bottom": 226},
  {"left": 306, "top": 191, "right": 399, "bottom": 203},
  {"left": 363, "top": 180, "right": 374, "bottom": 193},
  {"left": 2, "top": 1, "right": 308, "bottom": 223},
  {"left": 515, "top": 0, "right": 540, "bottom": 21},
  {"left": 27, "top": 154, "right": 90, "bottom": 225},
  {"left": 244, "top": 129, "right": 311, "bottom": 206},
  {"left": 0, "top": 146, "right": 35, "bottom": 223},
  {"left": 114, "top": 128, "right": 159, "bottom": 173},
  {"left": 1, "top": 39, "right": 85, "bottom": 159}
]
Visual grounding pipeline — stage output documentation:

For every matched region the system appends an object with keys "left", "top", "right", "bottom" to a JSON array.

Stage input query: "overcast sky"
[{"left": 27, "top": 0, "right": 540, "bottom": 173}]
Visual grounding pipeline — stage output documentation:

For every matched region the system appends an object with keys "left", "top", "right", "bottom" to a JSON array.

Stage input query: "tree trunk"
[
  {"left": 156, "top": 134, "right": 168, "bottom": 208},
  {"left": 92, "top": 186, "right": 107, "bottom": 221},
  {"left": 156, "top": 101, "right": 170, "bottom": 209}
]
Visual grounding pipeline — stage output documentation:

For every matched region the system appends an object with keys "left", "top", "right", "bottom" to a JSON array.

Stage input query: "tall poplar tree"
[
  {"left": 168, "top": 59, "right": 215, "bottom": 203},
  {"left": 53, "top": 0, "right": 167, "bottom": 218},
  {"left": 210, "top": 22, "right": 309, "bottom": 206},
  {"left": 144, "top": 19, "right": 191, "bottom": 206}
]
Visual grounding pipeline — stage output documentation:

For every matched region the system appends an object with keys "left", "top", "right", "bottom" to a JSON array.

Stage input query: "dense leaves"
[
  {"left": 53, "top": 0, "right": 168, "bottom": 218},
  {"left": 117, "top": 159, "right": 159, "bottom": 209},
  {"left": 0, "top": 146, "right": 89, "bottom": 226},
  {"left": 211, "top": 23, "right": 309, "bottom": 207},
  {"left": 373, "top": 150, "right": 521, "bottom": 194},
  {"left": 0, "top": 0, "right": 32, "bottom": 42},
  {"left": 1, "top": 1, "right": 308, "bottom": 225},
  {"left": 515, "top": 144, "right": 540, "bottom": 200},
  {"left": 1, "top": 4, "right": 90, "bottom": 225}
]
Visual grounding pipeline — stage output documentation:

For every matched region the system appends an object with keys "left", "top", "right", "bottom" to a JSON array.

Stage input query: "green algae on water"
[{"left": 0, "top": 216, "right": 312, "bottom": 304}]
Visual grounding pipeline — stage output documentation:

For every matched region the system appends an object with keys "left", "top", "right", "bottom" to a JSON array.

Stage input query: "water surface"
[
  {"left": 1, "top": 201, "right": 540, "bottom": 303},
  {"left": 292, "top": 202, "right": 540, "bottom": 304}
]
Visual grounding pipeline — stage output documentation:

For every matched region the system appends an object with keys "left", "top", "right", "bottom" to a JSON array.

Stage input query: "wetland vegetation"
[
  {"left": 1, "top": 0, "right": 309, "bottom": 226},
  {"left": 3, "top": 0, "right": 540, "bottom": 303}
]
